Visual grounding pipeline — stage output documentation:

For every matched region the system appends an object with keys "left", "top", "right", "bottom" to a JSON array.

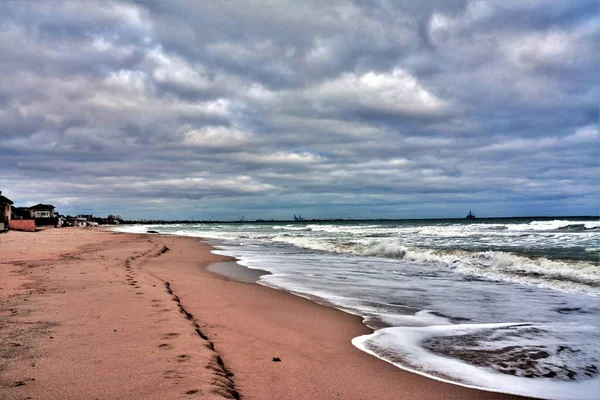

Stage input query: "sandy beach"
[{"left": 0, "top": 228, "right": 529, "bottom": 399}]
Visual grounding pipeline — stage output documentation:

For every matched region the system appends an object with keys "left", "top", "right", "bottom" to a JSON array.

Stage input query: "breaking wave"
[
  {"left": 353, "top": 322, "right": 600, "bottom": 400},
  {"left": 270, "top": 236, "right": 599, "bottom": 295}
]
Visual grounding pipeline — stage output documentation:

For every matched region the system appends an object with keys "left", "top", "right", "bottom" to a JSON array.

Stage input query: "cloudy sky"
[{"left": 0, "top": 1, "right": 598, "bottom": 220}]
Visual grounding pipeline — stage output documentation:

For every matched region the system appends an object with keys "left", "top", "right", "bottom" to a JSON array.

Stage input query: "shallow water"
[
  {"left": 207, "top": 261, "right": 269, "bottom": 283},
  {"left": 117, "top": 217, "right": 599, "bottom": 399}
]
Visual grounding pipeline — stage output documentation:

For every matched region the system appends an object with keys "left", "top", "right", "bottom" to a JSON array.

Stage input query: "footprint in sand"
[
  {"left": 162, "top": 333, "right": 179, "bottom": 339},
  {"left": 163, "top": 370, "right": 183, "bottom": 380}
]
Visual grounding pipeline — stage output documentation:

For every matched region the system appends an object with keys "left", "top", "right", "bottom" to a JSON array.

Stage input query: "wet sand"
[
  {"left": 0, "top": 228, "right": 530, "bottom": 399},
  {"left": 206, "top": 261, "right": 269, "bottom": 284}
]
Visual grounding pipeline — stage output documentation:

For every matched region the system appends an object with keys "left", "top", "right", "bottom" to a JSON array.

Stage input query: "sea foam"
[{"left": 353, "top": 322, "right": 600, "bottom": 400}]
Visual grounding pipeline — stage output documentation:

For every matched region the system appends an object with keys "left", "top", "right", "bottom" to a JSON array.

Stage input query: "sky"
[{"left": 0, "top": 0, "right": 598, "bottom": 220}]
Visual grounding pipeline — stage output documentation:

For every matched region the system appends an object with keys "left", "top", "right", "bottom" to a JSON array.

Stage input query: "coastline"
[
  {"left": 206, "top": 261, "right": 270, "bottom": 284},
  {"left": 1, "top": 228, "right": 529, "bottom": 399}
]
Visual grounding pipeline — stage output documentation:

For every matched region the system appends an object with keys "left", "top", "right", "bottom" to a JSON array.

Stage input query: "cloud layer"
[{"left": 0, "top": 1, "right": 598, "bottom": 219}]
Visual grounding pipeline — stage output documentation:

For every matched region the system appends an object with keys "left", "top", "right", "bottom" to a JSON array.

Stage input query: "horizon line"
[{"left": 118, "top": 215, "right": 599, "bottom": 224}]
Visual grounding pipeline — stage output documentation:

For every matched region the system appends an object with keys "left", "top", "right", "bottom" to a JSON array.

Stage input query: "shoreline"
[
  {"left": 1, "top": 228, "right": 529, "bottom": 399},
  {"left": 137, "top": 231, "right": 533, "bottom": 399},
  {"left": 200, "top": 246, "right": 543, "bottom": 400},
  {"left": 206, "top": 261, "right": 270, "bottom": 284}
]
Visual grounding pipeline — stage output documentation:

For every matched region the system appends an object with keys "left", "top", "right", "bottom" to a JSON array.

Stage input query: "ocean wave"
[
  {"left": 112, "top": 225, "right": 149, "bottom": 234},
  {"left": 557, "top": 224, "right": 591, "bottom": 231},
  {"left": 270, "top": 235, "right": 600, "bottom": 294},
  {"left": 406, "top": 220, "right": 599, "bottom": 237},
  {"left": 117, "top": 222, "right": 599, "bottom": 294},
  {"left": 365, "top": 243, "right": 600, "bottom": 294},
  {"left": 272, "top": 225, "right": 313, "bottom": 231},
  {"left": 506, "top": 220, "right": 600, "bottom": 231},
  {"left": 353, "top": 322, "right": 600, "bottom": 400}
]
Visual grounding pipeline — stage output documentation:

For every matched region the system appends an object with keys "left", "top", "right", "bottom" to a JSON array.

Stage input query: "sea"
[{"left": 117, "top": 217, "right": 599, "bottom": 399}]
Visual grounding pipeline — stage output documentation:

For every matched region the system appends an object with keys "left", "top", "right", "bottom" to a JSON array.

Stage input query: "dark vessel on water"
[{"left": 466, "top": 210, "right": 476, "bottom": 219}]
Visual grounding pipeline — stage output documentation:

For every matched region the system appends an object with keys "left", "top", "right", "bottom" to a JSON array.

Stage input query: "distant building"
[
  {"left": 74, "top": 217, "right": 88, "bottom": 227},
  {"left": 0, "top": 191, "right": 13, "bottom": 231},
  {"left": 29, "top": 204, "right": 57, "bottom": 219},
  {"left": 0, "top": 191, "right": 13, "bottom": 221},
  {"left": 13, "top": 207, "right": 32, "bottom": 219}
]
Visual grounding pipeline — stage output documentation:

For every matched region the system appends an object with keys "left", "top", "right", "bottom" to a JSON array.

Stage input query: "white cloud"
[
  {"left": 152, "top": 176, "right": 276, "bottom": 194},
  {"left": 147, "top": 47, "right": 213, "bottom": 92},
  {"left": 245, "top": 83, "right": 278, "bottom": 102},
  {"left": 111, "top": 2, "right": 148, "bottom": 29},
  {"left": 428, "top": 2, "right": 493, "bottom": 45},
  {"left": 503, "top": 30, "right": 575, "bottom": 69},
  {"left": 245, "top": 151, "right": 324, "bottom": 165},
  {"left": 483, "top": 125, "right": 599, "bottom": 152},
  {"left": 565, "top": 124, "right": 598, "bottom": 143},
  {"left": 105, "top": 69, "right": 149, "bottom": 93},
  {"left": 305, "top": 38, "right": 335, "bottom": 66},
  {"left": 183, "top": 126, "right": 253, "bottom": 147},
  {"left": 309, "top": 68, "right": 449, "bottom": 115}
]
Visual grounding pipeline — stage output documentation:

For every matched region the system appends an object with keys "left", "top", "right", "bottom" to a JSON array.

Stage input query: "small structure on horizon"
[{"left": 466, "top": 210, "right": 476, "bottom": 219}]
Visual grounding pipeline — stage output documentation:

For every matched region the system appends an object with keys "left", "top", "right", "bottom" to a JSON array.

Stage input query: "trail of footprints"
[
  {"left": 163, "top": 281, "right": 240, "bottom": 400},
  {"left": 123, "top": 241, "right": 240, "bottom": 399},
  {"left": 123, "top": 241, "right": 162, "bottom": 292}
]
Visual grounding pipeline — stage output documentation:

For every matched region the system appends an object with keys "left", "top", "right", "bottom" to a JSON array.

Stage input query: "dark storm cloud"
[{"left": 0, "top": 0, "right": 597, "bottom": 219}]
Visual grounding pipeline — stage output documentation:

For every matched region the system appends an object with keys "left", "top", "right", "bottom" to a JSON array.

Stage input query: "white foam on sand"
[
  {"left": 352, "top": 323, "right": 600, "bottom": 400},
  {"left": 112, "top": 225, "right": 149, "bottom": 234}
]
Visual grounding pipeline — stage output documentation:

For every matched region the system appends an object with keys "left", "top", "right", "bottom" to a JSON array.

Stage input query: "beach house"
[
  {"left": 13, "top": 207, "right": 32, "bottom": 219},
  {"left": 0, "top": 191, "right": 13, "bottom": 231},
  {"left": 29, "top": 204, "right": 57, "bottom": 218}
]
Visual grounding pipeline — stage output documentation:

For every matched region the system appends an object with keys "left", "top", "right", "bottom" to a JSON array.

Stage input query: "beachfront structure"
[
  {"left": 0, "top": 191, "right": 13, "bottom": 222},
  {"left": 13, "top": 207, "right": 32, "bottom": 219},
  {"left": 0, "top": 192, "right": 13, "bottom": 231},
  {"left": 29, "top": 204, "right": 57, "bottom": 219},
  {"left": 74, "top": 217, "right": 88, "bottom": 227}
]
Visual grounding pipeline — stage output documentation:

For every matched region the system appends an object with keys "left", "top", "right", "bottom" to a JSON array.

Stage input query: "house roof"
[
  {"left": 0, "top": 195, "right": 13, "bottom": 205},
  {"left": 29, "top": 203, "right": 55, "bottom": 210}
]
